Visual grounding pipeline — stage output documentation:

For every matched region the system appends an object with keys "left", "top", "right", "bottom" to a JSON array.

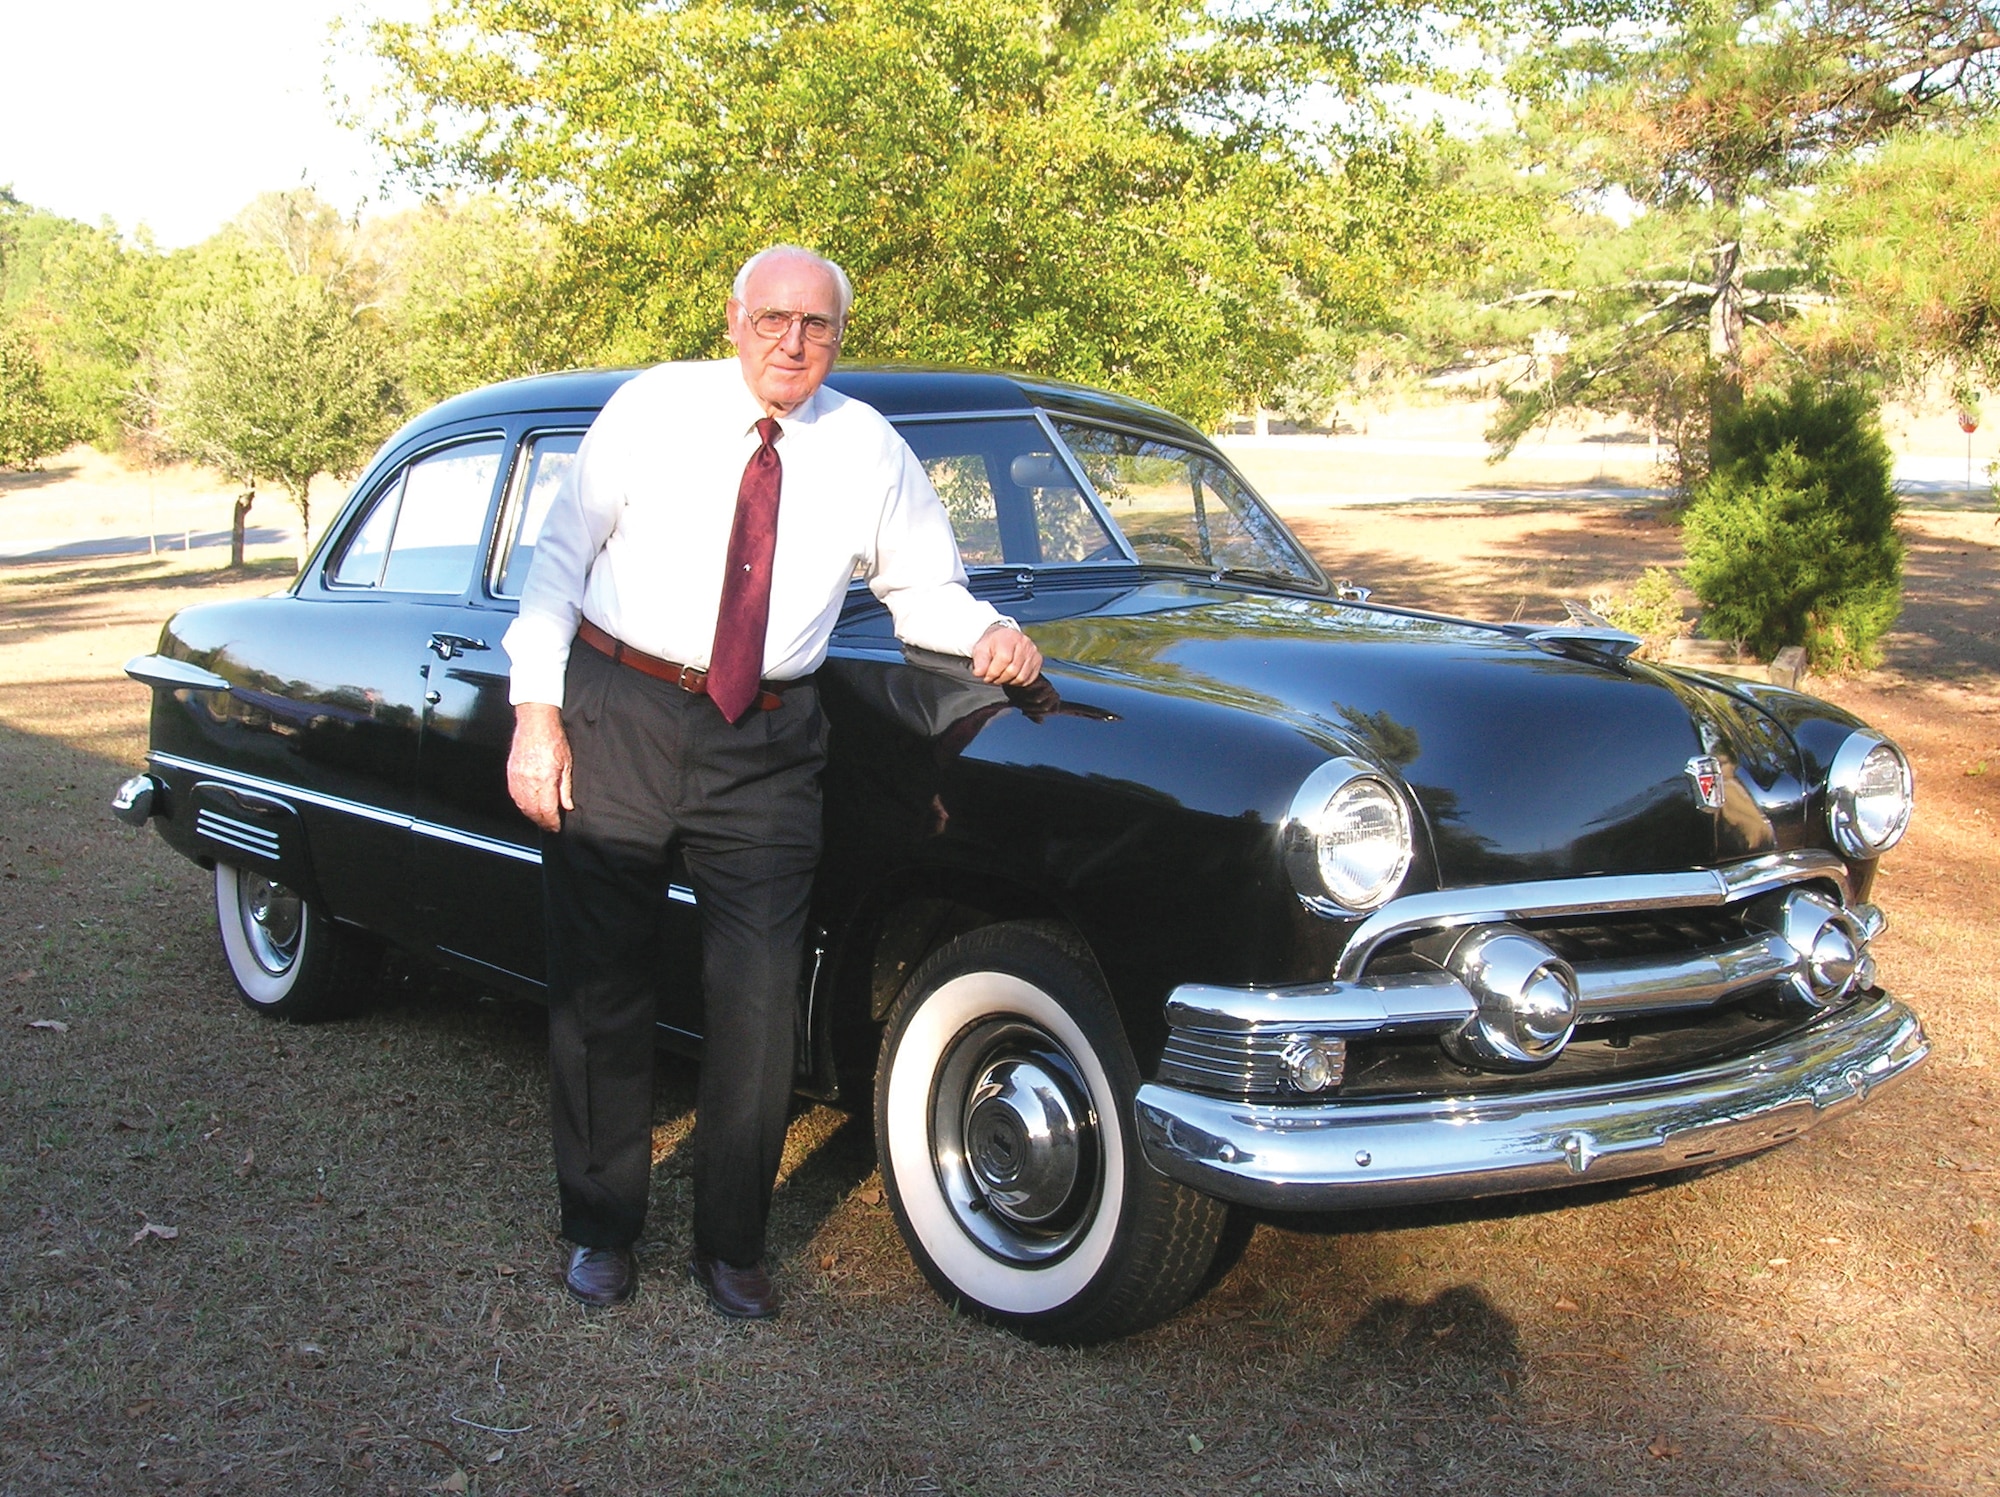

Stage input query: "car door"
[
  {"left": 408, "top": 425, "right": 706, "bottom": 1034},
  {"left": 306, "top": 431, "right": 514, "bottom": 949}
]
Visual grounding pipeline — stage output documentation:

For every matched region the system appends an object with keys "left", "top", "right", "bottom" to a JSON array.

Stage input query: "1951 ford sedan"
[{"left": 112, "top": 367, "right": 1927, "bottom": 1343}]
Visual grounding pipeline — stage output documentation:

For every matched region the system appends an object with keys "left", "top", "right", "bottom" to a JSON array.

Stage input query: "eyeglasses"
[{"left": 746, "top": 307, "right": 842, "bottom": 346}]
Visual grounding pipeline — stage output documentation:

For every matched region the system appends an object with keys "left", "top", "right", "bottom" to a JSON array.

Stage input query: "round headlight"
[
  {"left": 1283, "top": 757, "right": 1414, "bottom": 914},
  {"left": 1827, "top": 731, "right": 1913, "bottom": 857}
]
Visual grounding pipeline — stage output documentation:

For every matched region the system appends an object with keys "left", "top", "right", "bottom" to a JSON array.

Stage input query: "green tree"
[
  {"left": 1681, "top": 379, "right": 1902, "bottom": 671},
  {"left": 1487, "top": 0, "right": 2000, "bottom": 459},
  {"left": 156, "top": 274, "right": 398, "bottom": 564},
  {"left": 1816, "top": 115, "right": 2000, "bottom": 389},
  {"left": 387, "top": 197, "right": 603, "bottom": 408},
  {"left": 0, "top": 327, "right": 83, "bottom": 468},
  {"left": 366, "top": 0, "right": 1537, "bottom": 424}
]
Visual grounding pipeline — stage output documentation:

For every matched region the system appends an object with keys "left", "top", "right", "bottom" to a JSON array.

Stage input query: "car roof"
[{"left": 395, "top": 364, "right": 1206, "bottom": 445}]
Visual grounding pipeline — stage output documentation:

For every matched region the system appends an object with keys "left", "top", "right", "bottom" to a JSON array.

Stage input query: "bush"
[
  {"left": 1681, "top": 380, "right": 1903, "bottom": 673},
  {"left": 1590, "top": 565, "right": 1685, "bottom": 652}
]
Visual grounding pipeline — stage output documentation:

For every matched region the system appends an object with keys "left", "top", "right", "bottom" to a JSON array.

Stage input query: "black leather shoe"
[
  {"left": 563, "top": 1245, "right": 637, "bottom": 1307},
  {"left": 688, "top": 1250, "right": 779, "bottom": 1320}
]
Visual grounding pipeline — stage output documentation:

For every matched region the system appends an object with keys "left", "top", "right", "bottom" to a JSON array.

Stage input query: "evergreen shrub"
[{"left": 1681, "top": 380, "right": 1903, "bottom": 673}]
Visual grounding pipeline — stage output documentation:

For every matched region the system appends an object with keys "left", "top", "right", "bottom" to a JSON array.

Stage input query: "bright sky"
[{"left": 1, "top": 1, "right": 430, "bottom": 248}]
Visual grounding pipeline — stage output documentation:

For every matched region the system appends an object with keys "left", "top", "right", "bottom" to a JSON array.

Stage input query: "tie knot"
[{"left": 756, "top": 417, "right": 782, "bottom": 448}]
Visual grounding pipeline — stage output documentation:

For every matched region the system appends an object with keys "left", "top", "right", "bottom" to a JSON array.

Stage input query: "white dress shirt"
[{"left": 505, "top": 360, "right": 1009, "bottom": 707}]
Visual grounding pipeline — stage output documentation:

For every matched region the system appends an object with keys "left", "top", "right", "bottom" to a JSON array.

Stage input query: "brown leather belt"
[{"left": 576, "top": 618, "right": 786, "bottom": 712}]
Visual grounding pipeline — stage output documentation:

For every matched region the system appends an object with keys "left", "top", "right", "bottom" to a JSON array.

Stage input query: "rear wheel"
[
  {"left": 874, "top": 921, "right": 1226, "bottom": 1343},
  {"left": 213, "top": 864, "right": 378, "bottom": 1021}
]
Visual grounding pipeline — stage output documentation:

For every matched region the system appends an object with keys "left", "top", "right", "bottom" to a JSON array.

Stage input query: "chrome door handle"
[{"left": 428, "top": 633, "right": 489, "bottom": 661}]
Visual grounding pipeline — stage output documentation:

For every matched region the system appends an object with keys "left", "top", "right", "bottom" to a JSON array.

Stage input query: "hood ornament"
[{"left": 1686, "top": 755, "right": 1727, "bottom": 811}]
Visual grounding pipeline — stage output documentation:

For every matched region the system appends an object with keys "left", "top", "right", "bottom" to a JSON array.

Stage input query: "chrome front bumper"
[{"left": 1134, "top": 991, "right": 1927, "bottom": 1210}]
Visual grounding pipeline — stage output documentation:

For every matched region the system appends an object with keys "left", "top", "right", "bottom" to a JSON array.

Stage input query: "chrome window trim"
[
  {"left": 126, "top": 656, "right": 232, "bottom": 694},
  {"left": 151, "top": 752, "right": 702, "bottom": 908},
  {"left": 486, "top": 425, "right": 589, "bottom": 600},
  {"left": 1333, "top": 850, "right": 1851, "bottom": 981},
  {"left": 322, "top": 429, "right": 511, "bottom": 595}
]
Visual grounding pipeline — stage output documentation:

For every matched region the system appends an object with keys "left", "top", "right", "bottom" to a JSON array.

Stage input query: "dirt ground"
[{"left": 1, "top": 464, "right": 1997, "bottom": 1494}]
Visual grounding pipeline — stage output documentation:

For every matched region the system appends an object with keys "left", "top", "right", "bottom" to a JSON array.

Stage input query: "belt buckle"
[{"left": 676, "top": 663, "right": 704, "bottom": 694}]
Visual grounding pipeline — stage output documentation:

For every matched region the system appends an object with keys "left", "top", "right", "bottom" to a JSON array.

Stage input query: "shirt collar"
[{"left": 726, "top": 360, "right": 830, "bottom": 436}]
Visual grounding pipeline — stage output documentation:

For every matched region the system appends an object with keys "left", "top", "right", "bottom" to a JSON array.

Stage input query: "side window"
[
  {"left": 896, "top": 418, "right": 1117, "bottom": 566},
  {"left": 329, "top": 438, "right": 505, "bottom": 594},
  {"left": 492, "top": 430, "right": 585, "bottom": 597},
  {"left": 920, "top": 452, "right": 1002, "bottom": 565}
]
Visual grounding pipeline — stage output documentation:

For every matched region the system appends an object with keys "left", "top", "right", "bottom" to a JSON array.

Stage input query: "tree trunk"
[{"left": 230, "top": 488, "right": 255, "bottom": 569}]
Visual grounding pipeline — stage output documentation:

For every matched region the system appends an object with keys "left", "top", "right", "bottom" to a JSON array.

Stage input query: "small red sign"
[{"left": 1959, "top": 410, "right": 1980, "bottom": 434}]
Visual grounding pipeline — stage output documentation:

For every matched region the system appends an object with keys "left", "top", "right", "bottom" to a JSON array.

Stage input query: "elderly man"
[{"left": 503, "top": 246, "right": 1042, "bottom": 1319}]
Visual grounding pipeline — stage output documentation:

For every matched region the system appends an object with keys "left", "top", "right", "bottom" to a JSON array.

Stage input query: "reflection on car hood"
[{"left": 1006, "top": 581, "right": 1807, "bottom": 886}]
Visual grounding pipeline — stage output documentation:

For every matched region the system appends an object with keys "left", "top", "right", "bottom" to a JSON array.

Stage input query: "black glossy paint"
[{"left": 135, "top": 367, "right": 1882, "bottom": 1092}]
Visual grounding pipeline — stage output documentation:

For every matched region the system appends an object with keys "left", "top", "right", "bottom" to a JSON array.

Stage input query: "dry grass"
[{"left": 2, "top": 512, "right": 1997, "bottom": 1496}]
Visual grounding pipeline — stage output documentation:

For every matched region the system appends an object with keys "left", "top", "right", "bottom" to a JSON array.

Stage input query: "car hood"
[{"left": 999, "top": 582, "right": 1809, "bottom": 886}]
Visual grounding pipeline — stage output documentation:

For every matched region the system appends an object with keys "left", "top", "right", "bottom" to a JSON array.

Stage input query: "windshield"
[
  {"left": 895, "top": 413, "right": 1323, "bottom": 589},
  {"left": 1053, "top": 421, "right": 1321, "bottom": 586}
]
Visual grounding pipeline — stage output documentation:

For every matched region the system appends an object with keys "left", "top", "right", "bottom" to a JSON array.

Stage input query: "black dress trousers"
[{"left": 542, "top": 641, "right": 825, "bottom": 1266}]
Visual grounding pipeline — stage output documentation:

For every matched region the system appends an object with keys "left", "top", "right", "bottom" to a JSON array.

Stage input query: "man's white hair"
[{"left": 732, "top": 245, "right": 854, "bottom": 321}]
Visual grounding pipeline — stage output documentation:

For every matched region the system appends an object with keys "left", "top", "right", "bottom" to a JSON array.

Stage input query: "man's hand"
[
  {"left": 508, "top": 703, "right": 574, "bottom": 833},
  {"left": 971, "top": 623, "right": 1043, "bottom": 686}
]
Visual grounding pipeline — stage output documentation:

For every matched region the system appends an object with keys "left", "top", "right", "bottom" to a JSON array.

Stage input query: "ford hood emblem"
[{"left": 1685, "top": 755, "right": 1726, "bottom": 811}]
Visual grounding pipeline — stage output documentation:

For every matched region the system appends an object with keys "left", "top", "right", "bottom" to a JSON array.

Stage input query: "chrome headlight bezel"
[
  {"left": 1826, "top": 730, "right": 1913, "bottom": 858},
  {"left": 1282, "top": 756, "right": 1415, "bottom": 916}
]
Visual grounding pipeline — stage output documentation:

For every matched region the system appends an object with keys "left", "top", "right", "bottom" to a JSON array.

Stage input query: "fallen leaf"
[
  {"left": 1187, "top": 1433, "right": 1205, "bottom": 1454},
  {"left": 27, "top": 1019, "right": 68, "bottom": 1033},
  {"left": 486, "top": 1448, "right": 506, "bottom": 1464},
  {"left": 1552, "top": 1296, "right": 1580, "bottom": 1312},
  {"left": 234, "top": 1148, "right": 255, "bottom": 1178},
  {"left": 8, "top": 970, "right": 35, "bottom": 984},
  {"left": 1970, "top": 1220, "right": 1992, "bottom": 1236},
  {"left": 130, "top": 1222, "right": 179, "bottom": 1246},
  {"left": 819, "top": 1252, "right": 837, "bottom": 1271},
  {"left": 433, "top": 1472, "right": 469, "bottom": 1494},
  {"left": 1648, "top": 1435, "right": 1680, "bottom": 1460},
  {"left": 856, "top": 1186, "right": 884, "bottom": 1206}
]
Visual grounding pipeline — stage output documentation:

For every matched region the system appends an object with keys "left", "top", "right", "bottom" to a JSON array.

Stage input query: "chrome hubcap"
[
  {"left": 932, "top": 1019, "right": 1100, "bottom": 1264},
  {"left": 240, "top": 873, "right": 302, "bottom": 976}
]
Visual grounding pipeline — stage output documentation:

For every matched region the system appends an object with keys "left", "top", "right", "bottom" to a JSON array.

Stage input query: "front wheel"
[
  {"left": 213, "top": 864, "right": 378, "bottom": 1021},
  {"left": 874, "top": 921, "right": 1226, "bottom": 1343}
]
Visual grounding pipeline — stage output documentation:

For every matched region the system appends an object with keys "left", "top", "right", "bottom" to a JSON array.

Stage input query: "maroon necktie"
[{"left": 708, "top": 417, "right": 783, "bottom": 722}]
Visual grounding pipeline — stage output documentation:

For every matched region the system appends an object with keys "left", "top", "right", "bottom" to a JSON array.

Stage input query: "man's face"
[{"left": 727, "top": 254, "right": 844, "bottom": 416}]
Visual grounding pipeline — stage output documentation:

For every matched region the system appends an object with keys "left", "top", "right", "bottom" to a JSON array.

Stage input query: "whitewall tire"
[
  {"left": 213, "top": 863, "right": 377, "bottom": 1021},
  {"left": 874, "top": 921, "right": 1226, "bottom": 1343}
]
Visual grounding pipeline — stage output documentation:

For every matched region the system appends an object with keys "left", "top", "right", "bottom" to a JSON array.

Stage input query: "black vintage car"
[{"left": 113, "top": 367, "right": 1927, "bottom": 1343}]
